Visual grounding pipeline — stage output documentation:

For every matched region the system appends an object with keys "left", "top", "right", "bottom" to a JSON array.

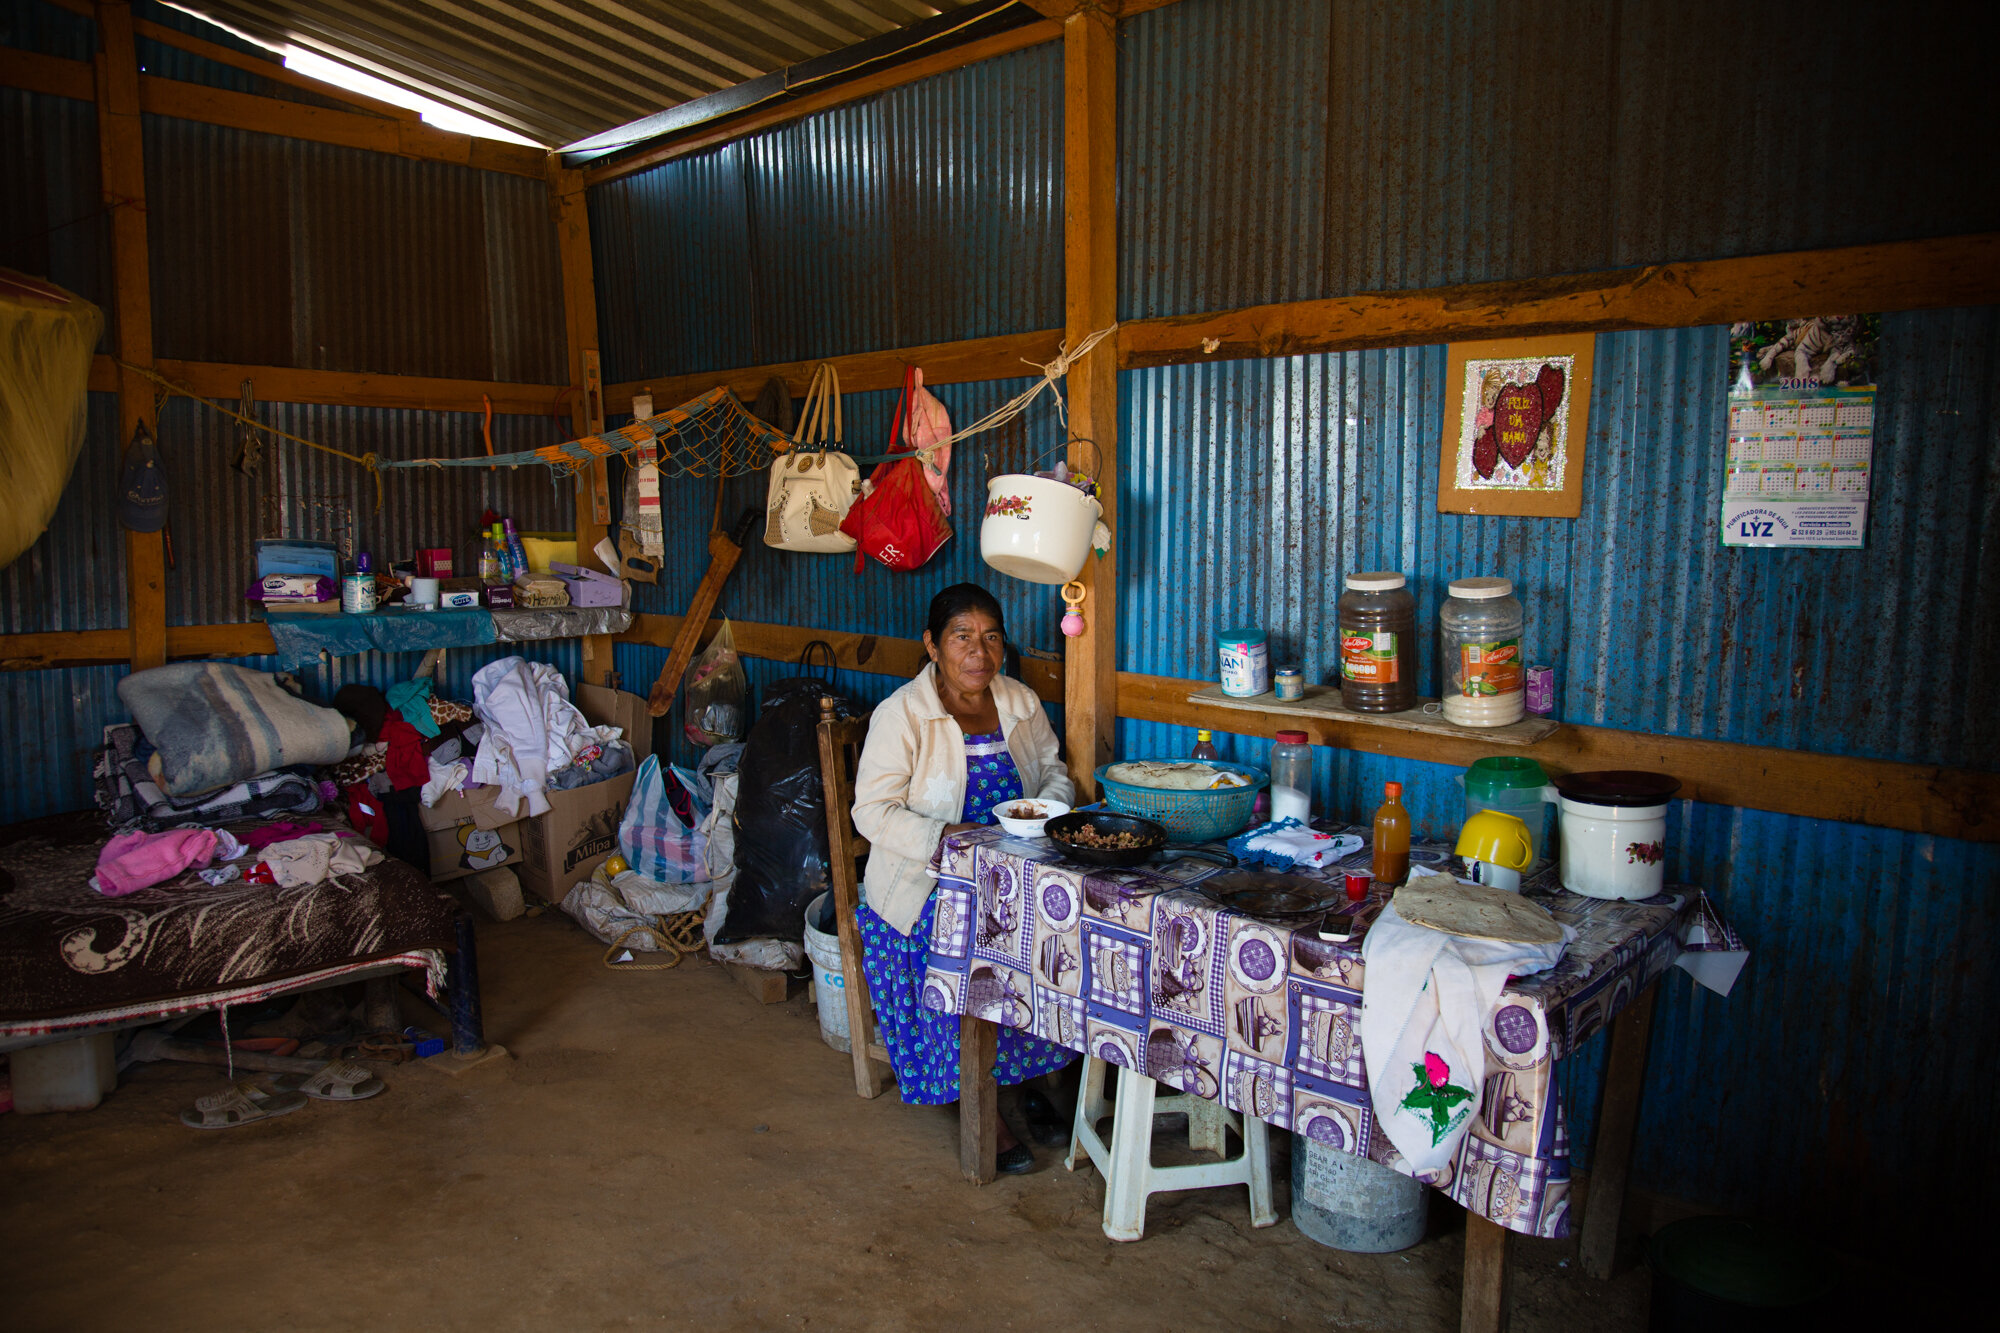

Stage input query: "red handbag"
[{"left": 838, "top": 366, "right": 953, "bottom": 572}]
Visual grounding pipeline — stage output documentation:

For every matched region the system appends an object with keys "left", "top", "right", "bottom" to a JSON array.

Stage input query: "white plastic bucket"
[
  {"left": 979, "top": 473, "right": 1104, "bottom": 585},
  {"left": 803, "top": 892, "right": 852, "bottom": 1054},
  {"left": 1557, "top": 797, "right": 1668, "bottom": 899}
]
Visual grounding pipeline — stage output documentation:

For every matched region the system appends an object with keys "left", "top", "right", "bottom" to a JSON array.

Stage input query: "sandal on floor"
[
  {"left": 274, "top": 1059, "right": 385, "bottom": 1102},
  {"left": 996, "top": 1142, "right": 1036, "bottom": 1175},
  {"left": 1020, "top": 1089, "right": 1071, "bottom": 1147},
  {"left": 180, "top": 1080, "right": 308, "bottom": 1130}
]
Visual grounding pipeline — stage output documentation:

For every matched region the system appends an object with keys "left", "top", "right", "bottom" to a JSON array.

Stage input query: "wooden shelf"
[{"left": 1184, "top": 683, "right": 1562, "bottom": 747}]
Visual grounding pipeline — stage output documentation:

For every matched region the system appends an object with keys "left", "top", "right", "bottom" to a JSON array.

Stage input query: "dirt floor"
[{"left": 0, "top": 910, "right": 1653, "bottom": 1331}]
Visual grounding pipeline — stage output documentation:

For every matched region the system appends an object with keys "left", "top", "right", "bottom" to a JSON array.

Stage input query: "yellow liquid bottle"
[{"left": 1372, "top": 780, "right": 1411, "bottom": 886}]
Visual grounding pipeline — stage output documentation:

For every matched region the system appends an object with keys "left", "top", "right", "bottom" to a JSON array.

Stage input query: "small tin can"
[
  {"left": 1274, "top": 664, "right": 1305, "bottom": 701},
  {"left": 1217, "top": 628, "right": 1271, "bottom": 697},
  {"left": 1344, "top": 870, "right": 1374, "bottom": 903},
  {"left": 1524, "top": 664, "right": 1556, "bottom": 716}
]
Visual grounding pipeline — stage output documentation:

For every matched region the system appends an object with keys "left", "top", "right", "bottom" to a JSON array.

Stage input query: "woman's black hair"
[{"left": 925, "top": 582, "right": 1006, "bottom": 647}]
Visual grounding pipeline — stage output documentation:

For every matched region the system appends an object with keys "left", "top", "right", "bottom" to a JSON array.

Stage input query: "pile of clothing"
[
  {"left": 465, "top": 657, "right": 632, "bottom": 817},
  {"left": 92, "top": 822, "right": 381, "bottom": 895}
]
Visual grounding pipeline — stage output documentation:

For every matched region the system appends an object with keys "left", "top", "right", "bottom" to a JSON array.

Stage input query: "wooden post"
[
  {"left": 958, "top": 1013, "right": 1000, "bottom": 1184},
  {"left": 1578, "top": 983, "right": 1659, "bottom": 1279},
  {"left": 549, "top": 159, "right": 614, "bottom": 687},
  {"left": 1061, "top": 5, "right": 1119, "bottom": 799},
  {"left": 94, "top": 1, "right": 162, "bottom": 671},
  {"left": 1461, "top": 1211, "right": 1511, "bottom": 1333}
]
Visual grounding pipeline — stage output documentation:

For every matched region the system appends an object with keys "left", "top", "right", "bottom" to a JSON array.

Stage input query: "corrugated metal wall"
[
  {"left": 588, "top": 38, "right": 1061, "bottom": 381},
  {"left": 1120, "top": 0, "right": 2000, "bottom": 317},
  {"left": 2, "top": 1, "right": 580, "bottom": 819}
]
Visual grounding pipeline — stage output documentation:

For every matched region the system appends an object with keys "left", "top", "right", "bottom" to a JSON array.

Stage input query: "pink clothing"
[
  {"left": 94, "top": 829, "right": 220, "bottom": 896},
  {"left": 239, "top": 821, "right": 328, "bottom": 850}
]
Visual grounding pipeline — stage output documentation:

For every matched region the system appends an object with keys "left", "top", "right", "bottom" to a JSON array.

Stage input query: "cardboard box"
[
  {"left": 418, "top": 783, "right": 523, "bottom": 883},
  {"left": 513, "top": 685, "right": 653, "bottom": 904}
]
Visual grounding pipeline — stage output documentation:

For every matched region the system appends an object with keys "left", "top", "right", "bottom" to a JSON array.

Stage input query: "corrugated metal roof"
[{"left": 164, "top": 0, "right": 991, "bottom": 148}]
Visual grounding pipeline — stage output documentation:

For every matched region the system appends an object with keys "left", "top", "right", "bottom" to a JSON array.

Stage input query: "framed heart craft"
[{"left": 1438, "top": 333, "right": 1594, "bottom": 517}]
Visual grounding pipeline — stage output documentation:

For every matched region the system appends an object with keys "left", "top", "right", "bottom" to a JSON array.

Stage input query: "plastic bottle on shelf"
[
  {"left": 502, "top": 517, "right": 531, "bottom": 579},
  {"left": 1190, "top": 729, "right": 1220, "bottom": 761},
  {"left": 492, "top": 524, "right": 514, "bottom": 581},
  {"left": 1371, "top": 781, "right": 1411, "bottom": 886},
  {"left": 1338, "top": 572, "right": 1417, "bottom": 713},
  {"left": 1441, "top": 577, "right": 1526, "bottom": 727},
  {"left": 478, "top": 526, "right": 501, "bottom": 582},
  {"left": 1269, "top": 730, "right": 1312, "bottom": 824}
]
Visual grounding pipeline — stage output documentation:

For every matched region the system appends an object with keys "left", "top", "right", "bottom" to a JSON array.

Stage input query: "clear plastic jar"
[
  {"left": 1338, "top": 572, "right": 1416, "bottom": 713},
  {"left": 1441, "top": 576, "right": 1525, "bottom": 727},
  {"left": 1269, "top": 730, "right": 1312, "bottom": 823}
]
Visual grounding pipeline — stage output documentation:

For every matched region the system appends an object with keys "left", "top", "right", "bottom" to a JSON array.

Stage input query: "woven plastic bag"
[{"left": 617, "top": 755, "right": 711, "bottom": 884}]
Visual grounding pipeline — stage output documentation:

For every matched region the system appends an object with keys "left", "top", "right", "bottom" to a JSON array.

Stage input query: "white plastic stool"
[{"left": 1064, "top": 1054, "right": 1277, "bottom": 1241}]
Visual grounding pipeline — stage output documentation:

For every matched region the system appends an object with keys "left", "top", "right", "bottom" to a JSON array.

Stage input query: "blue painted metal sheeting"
[
  {"left": 588, "top": 39, "right": 1060, "bottom": 382},
  {"left": 0, "top": 87, "right": 113, "bottom": 321},
  {"left": 0, "top": 0, "right": 94, "bottom": 62}
]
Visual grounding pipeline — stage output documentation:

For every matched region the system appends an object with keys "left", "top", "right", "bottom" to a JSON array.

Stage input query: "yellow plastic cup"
[{"left": 1454, "top": 810, "right": 1535, "bottom": 872}]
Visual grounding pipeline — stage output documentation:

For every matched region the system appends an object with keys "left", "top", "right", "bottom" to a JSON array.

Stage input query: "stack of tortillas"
[{"left": 1393, "top": 870, "right": 1564, "bottom": 944}]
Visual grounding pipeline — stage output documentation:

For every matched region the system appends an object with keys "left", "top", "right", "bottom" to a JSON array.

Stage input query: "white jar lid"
[
  {"left": 1344, "top": 571, "right": 1406, "bottom": 591},
  {"left": 1448, "top": 576, "right": 1514, "bottom": 600}
]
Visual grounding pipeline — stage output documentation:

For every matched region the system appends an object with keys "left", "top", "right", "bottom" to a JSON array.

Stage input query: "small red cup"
[{"left": 1344, "top": 870, "right": 1373, "bottom": 903}]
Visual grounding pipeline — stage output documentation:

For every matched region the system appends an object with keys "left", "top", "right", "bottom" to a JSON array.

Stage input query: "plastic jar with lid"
[
  {"left": 1441, "top": 576, "right": 1525, "bottom": 727},
  {"left": 1337, "top": 572, "right": 1416, "bottom": 713},
  {"left": 1269, "top": 731, "right": 1312, "bottom": 823}
]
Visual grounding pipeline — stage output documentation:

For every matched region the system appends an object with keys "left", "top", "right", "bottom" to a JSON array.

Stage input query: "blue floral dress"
[{"left": 855, "top": 728, "right": 1076, "bottom": 1105}]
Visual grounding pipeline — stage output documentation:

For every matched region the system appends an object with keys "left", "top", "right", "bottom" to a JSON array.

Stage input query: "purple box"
[{"left": 1525, "top": 664, "right": 1556, "bottom": 716}]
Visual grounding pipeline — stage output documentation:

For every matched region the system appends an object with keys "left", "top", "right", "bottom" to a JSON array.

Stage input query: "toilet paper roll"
[{"left": 410, "top": 576, "right": 440, "bottom": 608}]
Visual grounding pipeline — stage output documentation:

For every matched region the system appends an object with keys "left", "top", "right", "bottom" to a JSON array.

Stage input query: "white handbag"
[{"left": 764, "top": 363, "right": 860, "bottom": 553}]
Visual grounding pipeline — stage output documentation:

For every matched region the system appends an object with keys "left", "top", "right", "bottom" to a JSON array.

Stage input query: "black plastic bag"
[{"left": 713, "top": 676, "right": 854, "bottom": 944}]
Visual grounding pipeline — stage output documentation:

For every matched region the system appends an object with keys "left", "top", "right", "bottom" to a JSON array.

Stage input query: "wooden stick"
[
  {"left": 959, "top": 1014, "right": 1000, "bottom": 1184},
  {"left": 643, "top": 510, "right": 756, "bottom": 717},
  {"left": 1461, "top": 1210, "right": 1511, "bottom": 1333},
  {"left": 1578, "top": 985, "right": 1659, "bottom": 1280}
]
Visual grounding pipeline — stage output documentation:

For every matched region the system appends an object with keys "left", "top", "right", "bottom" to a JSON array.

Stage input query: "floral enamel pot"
[
  {"left": 979, "top": 473, "right": 1105, "bottom": 585},
  {"left": 1550, "top": 770, "right": 1679, "bottom": 900}
]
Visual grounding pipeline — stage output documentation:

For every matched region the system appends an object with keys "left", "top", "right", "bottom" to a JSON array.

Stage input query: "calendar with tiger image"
[{"left": 1721, "top": 316, "right": 1879, "bottom": 548}]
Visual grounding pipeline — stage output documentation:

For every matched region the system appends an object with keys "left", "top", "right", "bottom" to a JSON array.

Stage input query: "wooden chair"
[{"left": 817, "top": 697, "right": 1003, "bottom": 1183}]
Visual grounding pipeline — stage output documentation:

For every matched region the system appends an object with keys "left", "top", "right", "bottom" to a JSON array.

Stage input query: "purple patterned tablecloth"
[{"left": 928, "top": 824, "right": 1730, "bottom": 1239}]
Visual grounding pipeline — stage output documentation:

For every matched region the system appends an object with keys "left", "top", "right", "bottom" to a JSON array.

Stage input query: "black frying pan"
[{"left": 1044, "top": 811, "right": 1237, "bottom": 869}]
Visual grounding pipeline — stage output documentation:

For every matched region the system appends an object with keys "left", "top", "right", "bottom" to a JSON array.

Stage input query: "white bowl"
[{"left": 995, "top": 799, "right": 1070, "bottom": 839}]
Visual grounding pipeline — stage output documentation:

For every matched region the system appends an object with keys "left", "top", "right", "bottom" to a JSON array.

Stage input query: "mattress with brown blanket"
[{"left": 0, "top": 812, "right": 458, "bottom": 1036}]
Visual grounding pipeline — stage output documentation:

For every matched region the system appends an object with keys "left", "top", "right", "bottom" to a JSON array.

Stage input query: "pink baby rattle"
[{"left": 1060, "top": 581, "right": 1087, "bottom": 637}]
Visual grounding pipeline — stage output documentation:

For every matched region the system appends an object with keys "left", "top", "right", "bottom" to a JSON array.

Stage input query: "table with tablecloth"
[{"left": 926, "top": 824, "right": 1742, "bottom": 1239}]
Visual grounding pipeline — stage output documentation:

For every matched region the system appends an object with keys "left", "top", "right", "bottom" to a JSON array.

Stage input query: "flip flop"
[
  {"left": 180, "top": 1080, "right": 308, "bottom": 1130},
  {"left": 1020, "top": 1088, "right": 1071, "bottom": 1148},
  {"left": 274, "top": 1059, "right": 385, "bottom": 1102}
]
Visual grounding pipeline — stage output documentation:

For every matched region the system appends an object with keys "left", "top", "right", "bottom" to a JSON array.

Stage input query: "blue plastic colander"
[{"left": 1093, "top": 761, "right": 1269, "bottom": 844}]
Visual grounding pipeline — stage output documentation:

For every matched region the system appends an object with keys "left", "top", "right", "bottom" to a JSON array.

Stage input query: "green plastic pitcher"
[{"left": 1457, "top": 757, "right": 1557, "bottom": 866}]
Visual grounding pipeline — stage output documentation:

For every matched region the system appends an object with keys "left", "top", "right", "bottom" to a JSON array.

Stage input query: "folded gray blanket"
[{"left": 115, "top": 663, "right": 352, "bottom": 798}]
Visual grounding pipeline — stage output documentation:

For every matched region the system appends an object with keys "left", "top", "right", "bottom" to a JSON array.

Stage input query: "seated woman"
[{"left": 851, "top": 583, "right": 1077, "bottom": 1172}]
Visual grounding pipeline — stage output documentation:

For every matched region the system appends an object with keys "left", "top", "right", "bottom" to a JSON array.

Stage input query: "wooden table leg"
[
  {"left": 1462, "top": 1210, "right": 1511, "bottom": 1333},
  {"left": 959, "top": 1013, "right": 999, "bottom": 1184},
  {"left": 1578, "top": 984, "right": 1658, "bottom": 1280}
]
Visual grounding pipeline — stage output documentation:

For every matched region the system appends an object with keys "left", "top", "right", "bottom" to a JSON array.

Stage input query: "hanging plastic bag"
[
  {"left": 684, "top": 618, "right": 748, "bottom": 747},
  {"left": 617, "top": 755, "right": 712, "bottom": 884}
]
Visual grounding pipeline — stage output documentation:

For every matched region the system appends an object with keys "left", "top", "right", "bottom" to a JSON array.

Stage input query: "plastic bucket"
[
  {"left": 979, "top": 474, "right": 1103, "bottom": 585},
  {"left": 803, "top": 892, "right": 852, "bottom": 1054},
  {"left": 1290, "top": 1132, "right": 1427, "bottom": 1253}
]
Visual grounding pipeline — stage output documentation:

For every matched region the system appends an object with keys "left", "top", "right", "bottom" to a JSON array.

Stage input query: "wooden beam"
[
  {"left": 1120, "top": 233, "right": 2000, "bottom": 369},
  {"left": 617, "top": 613, "right": 1064, "bottom": 704},
  {"left": 0, "top": 47, "right": 544, "bottom": 177},
  {"left": 95, "top": 2, "right": 163, "bottom": 673},
  {"left": 0, "top": 45, "right": 95, "bottom": 101},
  {"left": 130, "top": 17, "right": 421, "bottom": 122},
  {"left": 549, "top": 158, "right": 614, "bottom": 688},
  {"left": 1460, "top": 1211, "right": 1511, "bottom": 1333},
  {"left": 1578, "top": 986, "right": 1657, "bottom": 1281},
  {"left": 165, "top": 622, "right": 275, "bottom": 659},
  {"left": 0, "top": 630, "right": 129, "bottom": 671},
  {"left": 92, "top": 356, "right": 567, "bottom": 416},
  {"left": 136, "top": 74, "right": 547, "bottom": 177},
  {"left": 603, "top": 329, "right": 1063, "bottom": 416},
  {"left": 581, "top": 20, "right": 1063, "bottom": 186},
  {"left": 1061, "top": 5, "right": 1119, "bottom": 801},
  {"left": 1116, "top": 671, "right": 2000, "bottom": 844}
]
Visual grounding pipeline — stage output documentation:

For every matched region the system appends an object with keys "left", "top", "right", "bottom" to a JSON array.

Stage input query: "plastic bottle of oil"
[
  {"left": 1372, "top": 780, "right": 1411, "bottom": 886},
  {"left": 1190, "top": 729, "right": 1219, "bottom": 761}
]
